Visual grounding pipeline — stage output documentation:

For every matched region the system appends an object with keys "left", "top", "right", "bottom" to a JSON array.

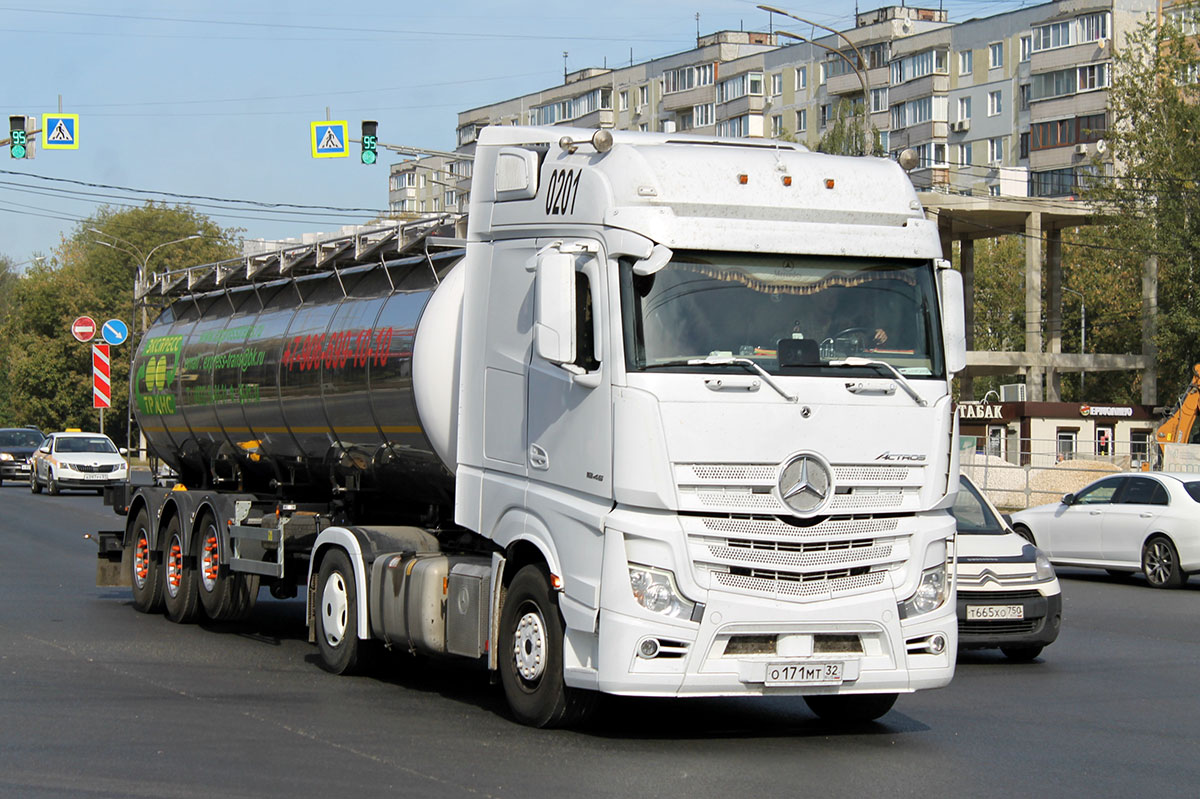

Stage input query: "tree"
[
  {"left": 817, "top": 99, "right": 885, "bottom": 157},
  {"left": 0, "top": 204, "right": 240, "bottom": 445},
  {"left": 1083, "top": 10, "right": 1200, "bottom": 403}
]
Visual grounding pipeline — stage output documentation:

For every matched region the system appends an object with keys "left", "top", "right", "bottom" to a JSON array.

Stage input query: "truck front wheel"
[
  {"left": 499, "top": 565, "right": 594, "bottom": 728},
  {"left": 315, "top": 549, "right": 372, "bottom": 674}
]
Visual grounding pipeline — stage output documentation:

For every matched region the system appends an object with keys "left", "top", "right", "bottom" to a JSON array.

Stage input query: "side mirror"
[
  {"left": 119, "top": 448, "right": 129, "bottom": 456},
  {"left": 1061, "top": 493, "right": 1075, "bottom": 505},
  {"left": 534, "top": 249, "right": 576, "bottom": 365},
  {"left": 938, "top": 266, "right": 967, "bottom": 375}
]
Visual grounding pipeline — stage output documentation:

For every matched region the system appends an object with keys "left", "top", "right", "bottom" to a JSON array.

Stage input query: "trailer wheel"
[
  {"left": 128, "top": 509, "right": 163, "bottom": 613},
  {"left": 315, "top": 549, "right": 372, "bottom": 674},
  {"left": 194, "top": 511, "right": 259, "bottom": 622},
  {"left": 162, "top": 516, "right": 200, "bottom": 623},
  {"left": 499, "top": 565, "right": 595, "bottom": 728}
]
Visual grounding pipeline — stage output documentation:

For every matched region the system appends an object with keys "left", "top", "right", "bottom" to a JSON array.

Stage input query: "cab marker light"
[{"left": 737, "top": 173, "right": 749, "bottom": 185}]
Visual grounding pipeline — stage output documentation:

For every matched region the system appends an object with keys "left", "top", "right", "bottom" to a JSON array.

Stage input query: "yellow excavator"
[{"left": 1156, "top": 364, "right": 1200, "bottom": 453}]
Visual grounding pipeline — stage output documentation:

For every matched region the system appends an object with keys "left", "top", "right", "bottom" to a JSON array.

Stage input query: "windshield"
[
  {"left": 0, "top": 430, "right": 43, "bottom": 448},
  {"left": 53, "top": 436, "right": 118, "bottom": 454},
  {"left": 620, "top": 251, "right": 944, "bottom": 377},
  {"left": 951, "top": 477, "right": 1007, "bottom": 535}
]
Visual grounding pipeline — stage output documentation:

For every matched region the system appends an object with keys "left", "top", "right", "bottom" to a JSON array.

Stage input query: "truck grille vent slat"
[{"left": 714, "top": 568, "right": 886, "bottom": 597}]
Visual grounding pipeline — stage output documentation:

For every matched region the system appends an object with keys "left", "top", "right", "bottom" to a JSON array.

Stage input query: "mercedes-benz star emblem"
[{"left": 778, "top": 454, "right": 832, "bottom": 515}]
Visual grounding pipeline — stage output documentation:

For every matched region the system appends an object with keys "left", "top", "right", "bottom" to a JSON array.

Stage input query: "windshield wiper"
[
  {"left": 640, "top": 357, "right": 797, "bottom": 402},
  {"left": 827, "top": 357, "right": 927, "bottom": 407}
]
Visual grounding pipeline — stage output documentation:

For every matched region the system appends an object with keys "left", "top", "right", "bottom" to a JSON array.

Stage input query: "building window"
[
  {"left": 914, "top": 141, "right": 948, "bottom": 168},
  {"left": 989, "top": 42, "right": 1003, "bottom": 69},
  {"left": 871, "top": 87, "right": 888, "bottom": 113},
  {"left": 1019, "top": 83, "right": 1031, "bottom": 110},
  {"left": 988, "top": 90, "right": 1002, "bottom": 116},
  {"left": 664, "top": 66, "right": 696, "bottom": 95},
  {"left": 1079, "top": 12, "right": 1110, "bottom": 44},
  {"left": 988, "top": 137, "right": 1005, "bottom": 164},
  {"left": 795, "top": 66, "right": 807, "bottom": 91},
  {"left": 958, "top": 96, "right": 972, "bottom": 121},
  {"left": 638, "top": 85, "right": 649, "bottom": 107},
  {"left": 959, "top": 49, "right": 973, "bottom": 75},
  {"left": 619, "top": 90, "right": 629, "bottom": 111},
  {"left": 1033, "top": 20, "right": 1071, "bottom": 52},
  {"left": 638, "top": 123, "right": 648, "bottom": 132},
  {"left": 1020, "top": 35, "right": 1032, "bottom": 62},
  {"left": 796, "top": 108, "right": 807, "bottom": 132},
  {"left": 716, "top": 72, "right": 763, "bottom": 103},
  {"left": 1096, "top": 426, "right": 1114, "bottom": 457},
  {"left": 819, "top": 63, "right": 827, "bottom": 85},
  {"left": 716, "top": 114, "right": 750, "bottom": 138},
  {"left": 770, "top": 72, "right": 782, "bottom": 97},
  {"left": 1030, "top": 165, "right": 1099, "bottom": 197},
  {"left": 988, "top": 184, "right": 1000, "bottom": 197},
  {"left": 892, "top": 48, "right": 949, "bottom": 85},
  {"left": 771, "top": 115, "right": 783, "bottom": 137},
  {"left": 1131, "top": 431, "right": 1152, "bottom": 464},
  {"left": 820, "top": 104, "right": 830, "bottom": 128},
  {"left": 1030, "top": 113, "right": 1107, "bottom": 151},
  {"left": 890, "top": 95, "right": 946, "bottom": 129},
  {"left": 1057, "top": 430, "right": 1077, "bottom": 460},
  {"left": 677, "top": 111, "right": 694, "bottom": 131},
  {"left": 696, "top": 63, "right": 715, "bottom": 86},
  {"left": 693, "top": 103, "right": 714, "bottom": 127},
  {"left": 1078, "top": 63, "right": 1111, "bottom": 92},
  {"left": 1031, "top": 67, "right": 1079, "bottom": 101},
  {"left": 958, "top": 142, "right": 972, "bottom": 167},
  {"left": 1020, "top": 131, "right": 1030, "bottom": 159}
]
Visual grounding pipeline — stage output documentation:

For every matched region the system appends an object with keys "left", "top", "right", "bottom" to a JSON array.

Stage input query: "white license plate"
[
  {"left": 764, "top": 662, "right": 844, "bottom": 686},
  {"left": 81, "top": 473, "right": 106, "bottom": 480},
  {"left": 965, "top": 604, "right": 1024, "bottom": 620}
]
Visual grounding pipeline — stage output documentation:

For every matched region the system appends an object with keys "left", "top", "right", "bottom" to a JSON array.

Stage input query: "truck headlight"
[
  {"left": 628, "top": 564, "right": 696, "bottom": 621},
  {"left": 1034, "top": 552, "right": 1055, "bottom": 582},
  {"left": 899, "top": 562, "right": 949, "bottom": 619}
]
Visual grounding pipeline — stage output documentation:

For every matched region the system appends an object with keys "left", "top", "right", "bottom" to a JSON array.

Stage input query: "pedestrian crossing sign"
[
  {"left": 311, "top": 121, "right": 349, "bottom": 158},
  {"left": 42, "top": 114, "right": 79, "bottom": 150}
]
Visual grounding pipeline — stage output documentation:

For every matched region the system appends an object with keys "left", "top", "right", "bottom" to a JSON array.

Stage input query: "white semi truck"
[{"left": 95, "top": 125, "right": 965, "bottom": 727}]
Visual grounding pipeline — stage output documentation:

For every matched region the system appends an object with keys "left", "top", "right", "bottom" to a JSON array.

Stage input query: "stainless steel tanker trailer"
[{"left": 95, "top": 125, "right": 965, "bottom": 727}]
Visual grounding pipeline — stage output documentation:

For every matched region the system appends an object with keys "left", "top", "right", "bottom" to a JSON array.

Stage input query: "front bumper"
[
  {"left": 589, "top": 587, "right": 955, "bottom": 697},
  {"left": 956, "top": 589, "right": 1062, "bottom": 650},
  {"left": 0, "top": 461, "right": 31, "bottom": 479},
  {"left": 53, "top": 474, "right": 128, "bottom": 489}
]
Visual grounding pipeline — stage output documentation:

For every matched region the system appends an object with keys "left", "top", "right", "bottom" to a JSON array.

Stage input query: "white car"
[
  {"left": 30, "top": 432, "right": 129, "bottom": 495},
  {"left": 1009, "top": 472, "right": 1200, "bottom": 589},
  {"left": 951, "top": 476, "right": 1062, "bottom": 661}
]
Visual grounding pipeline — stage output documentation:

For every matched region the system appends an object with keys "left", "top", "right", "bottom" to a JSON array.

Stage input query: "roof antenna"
[
  {"left": 695, "top": 12, "right": 700, "bottom": 45},
  {"left": 563, "top": 51, "right": 569, "bottom": 83}
]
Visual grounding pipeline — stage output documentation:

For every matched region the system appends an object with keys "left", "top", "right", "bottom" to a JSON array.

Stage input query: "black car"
[{"left": 0, "top": 428, "right": 47, "bottom": 485}]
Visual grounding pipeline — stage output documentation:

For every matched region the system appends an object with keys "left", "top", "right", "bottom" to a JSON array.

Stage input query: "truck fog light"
[
  {"left": 929, "top": 634, "right": 947, "bottom": 655},
  {"left": 638, "top": 638, "right": 660, "bottom": 658},
  {"left": 899, "top": 562, "right": 949, "bottom": 619},
  {"left": 628, "top": 563, "right": 697, "bottom": 621}
]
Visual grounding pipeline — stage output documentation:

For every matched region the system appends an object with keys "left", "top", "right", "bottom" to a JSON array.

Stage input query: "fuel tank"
[{"left": 132, "top": 249, "right": 465, "bottom": 504}]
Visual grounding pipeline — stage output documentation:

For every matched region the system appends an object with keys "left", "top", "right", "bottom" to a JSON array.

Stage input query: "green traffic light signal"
[
  {"left": 9, "top": 115, "right": 27, "bottom": 159},
  {"left": 361, "top": 120, "right": 378, "bottom": 165}
]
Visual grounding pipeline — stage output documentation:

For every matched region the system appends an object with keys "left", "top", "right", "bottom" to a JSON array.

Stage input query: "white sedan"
[
  {"left": 1009, "top": 472, "right": 1200, "bottom": 588},
  {"left": 30, "top": 432, "right": 129, "bottom": 495}
]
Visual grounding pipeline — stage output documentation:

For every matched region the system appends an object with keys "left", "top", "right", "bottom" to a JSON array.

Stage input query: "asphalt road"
[{"left": 1, "top": 483, "right": 1198, "bottom": 798}]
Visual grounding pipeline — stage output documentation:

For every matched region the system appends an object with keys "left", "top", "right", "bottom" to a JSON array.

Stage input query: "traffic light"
[
  {"left": 9, "top": 115, "right": 27, "bottom": 159},
  {"left": 361, "top": 120, "right": 378, "bottom": 165}
]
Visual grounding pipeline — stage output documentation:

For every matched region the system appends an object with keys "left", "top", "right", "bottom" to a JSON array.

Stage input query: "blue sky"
[{"left": 2, "top": 0, "right": 1035, "bottom": 266}]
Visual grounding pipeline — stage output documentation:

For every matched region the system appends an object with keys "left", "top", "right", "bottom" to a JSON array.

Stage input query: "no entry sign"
[{"left": 72, "top": 316, "right": 97, "bottom": 343}]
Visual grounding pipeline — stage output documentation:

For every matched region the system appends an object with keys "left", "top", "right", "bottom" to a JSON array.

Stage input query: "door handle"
[
  {"left": 1139, "top": 513, "right": 1153, "bottom": 518},
  {"left": 1089, "top": 510, "right": 1102, "bottom": 516}
]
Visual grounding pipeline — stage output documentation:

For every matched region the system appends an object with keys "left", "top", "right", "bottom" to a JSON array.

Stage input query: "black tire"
[
  {"left": 499, "top": 565, "right": 596, "bottom": 728},
  {"left": 128, "top": 509, "right": 163, "bottom": 613},
  {"left": 29, "top": 472, "right": 40, "bottom": 494},
  {"left": 315, "top": 549, "right": 373, "bottom": 675},
  {"left": 194, "top": 512, "right": 259, "bottom": 622},
  {"left": 162, "top": 516, "right": 201, "bottom": 623},
  {"left": 1142, "top": 536, "right": 1186, "bottom": 589},
  {"left": 1012, "top": 524, "right": 1035, "bottom": 545},
  {"left": 47, "top": 471, "right": 60, "bottom": 495},
  {"left": 804, "top": 693, "right": 898, "bottom": 723},
  {"left": 1000, "top": 645, "right": 1044, "bottom": 662}
]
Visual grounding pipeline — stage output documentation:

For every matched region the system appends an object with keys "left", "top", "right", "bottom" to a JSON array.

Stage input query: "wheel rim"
[
  {"left": 165, "top": 534, "right": 184, "bottom": 598},
  {"left": 321, "top": 572, "right": 349, "bottom": 647},
  {"left": 512, "top": 604, "right": 547, "bottom": 685},
  {"left": 200, "top": 523, "right": 220, "bottom": 592},
  {"left": 1145, "top": 540, "right": 1173, "bottom": 585},
  {"left": 133, "top": 530, "right": 151, "bottom": 590}
]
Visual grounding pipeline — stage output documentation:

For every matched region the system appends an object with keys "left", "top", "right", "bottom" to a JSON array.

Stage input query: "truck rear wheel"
[
  {"left": 128, "top": 509, "right": 163, "bottom": 613},
  {"left": 499, "top": 565, "right": 595, "bottom": 728},
  {"left": 803, "top": 693, "right": 898, "bottom": 723},
  {"left": 162, "top": 516, "right": 201, "bottom": 623},
  {"left": 315, "top": 549, "right": 372, "bottom": 674},
  {"left": 194, "top": 511, "right": 258, "bottom": 622}
]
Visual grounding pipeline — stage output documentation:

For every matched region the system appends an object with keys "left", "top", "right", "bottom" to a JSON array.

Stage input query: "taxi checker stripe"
[{"left": 93, "top": 344, "right": 111, "bottom": 408}]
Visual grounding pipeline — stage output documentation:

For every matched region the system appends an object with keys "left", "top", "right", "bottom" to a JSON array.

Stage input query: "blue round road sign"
[{"left": 101, "top": 318, "right": 129, "bottom": 346}]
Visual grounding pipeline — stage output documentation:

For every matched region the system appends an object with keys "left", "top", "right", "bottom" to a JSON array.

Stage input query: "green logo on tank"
[{"left": 135, "top": 335, "right": 181, "bottom": 415}]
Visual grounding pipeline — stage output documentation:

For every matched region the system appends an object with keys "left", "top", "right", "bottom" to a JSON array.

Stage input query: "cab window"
[{"left": 1074, "top": 477, "right": 1124, "bottom": 505}]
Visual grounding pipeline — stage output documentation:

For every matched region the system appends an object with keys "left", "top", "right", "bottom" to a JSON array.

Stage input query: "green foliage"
[
  {"left": 1083, "top": 10, "right": 1200, "bottom": 403},
  {"left": 0, "top": 204, "right": 240, "bottom": 444},
  {"left": 816, "top": 99, "right": 885, "bottom": 157}
]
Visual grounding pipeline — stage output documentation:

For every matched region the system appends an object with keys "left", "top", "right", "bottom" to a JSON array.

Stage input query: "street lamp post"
[
  {"left": 758, "top": 5, "right": 871, "bottom": 115},
  {"left": 1062, "top": 286, "right": 1086, "bottom": 396},
  {"left": 88, "top": 230, "right": 201, "bottom": 458}
]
